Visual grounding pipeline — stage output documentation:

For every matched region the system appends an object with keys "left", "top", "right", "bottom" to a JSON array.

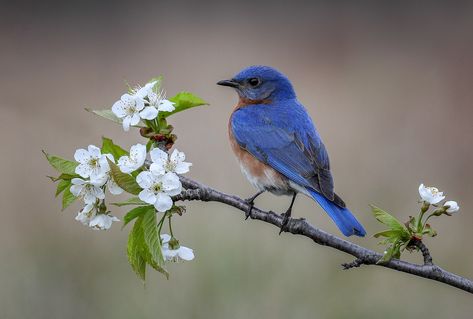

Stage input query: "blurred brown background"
[{"left": 1, "top": 1, "right": 473, "bottom": 318}]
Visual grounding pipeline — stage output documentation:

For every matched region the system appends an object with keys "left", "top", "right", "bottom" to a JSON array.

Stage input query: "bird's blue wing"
[{"left": 231, "top": 102, "right": 340, "bottom": 205}]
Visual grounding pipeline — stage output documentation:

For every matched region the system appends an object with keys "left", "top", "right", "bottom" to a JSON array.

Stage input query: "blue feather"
[{"left": 308, "top": 188, "right": 366, "bottom": 237}]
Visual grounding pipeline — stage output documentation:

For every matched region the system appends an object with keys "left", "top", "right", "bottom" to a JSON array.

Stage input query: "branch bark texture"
[{"left": 174, "top": 176, "right": 473, "bottom": 294}]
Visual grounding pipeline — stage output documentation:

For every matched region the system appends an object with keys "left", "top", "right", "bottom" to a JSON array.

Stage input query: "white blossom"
[
  {"left": 139, "top": 91, "right": 175, "bottom": 120},
  {"left": 112, "top": 93, "right": 145, "bottom": 131},
  {"left": 161, "top": 234, "right": 195, "bottom": 262},
  {"left": 150, "top": 148, "right": 191, "bottom": 176},
  {"left": 117, "top": 143, "right": 147, "bottom": 173},
  {"left": 70, "top": 177, "right": 106, "bottom": 204},
  {"left": 91, "top": 156, "right": 124, "bottom": 195},
  {"left": 444, "top": 200, "right": 460, "bottom": 213},
  {"left": 418, "top": 183, "right": 445, "bottom": 205},
  {"left": 89, "top": 214, "right": 120, "bottom": 230},
  {"left": 75, "top": 203, "right": 95, "bottom": 225},
  {"left": 136, "top": 171, "right": 181, "bottom": 212},
  {"left": 74, "top": 145, "right": 110, "bottom": 179}
]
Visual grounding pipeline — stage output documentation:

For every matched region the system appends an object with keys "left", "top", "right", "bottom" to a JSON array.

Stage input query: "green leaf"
[
  {"left": 141, "top": 209, "right": 164, "bottom": 267},
  {"left": 43, "top": 151, "right": 78, "bottom": 175},
  {"left": 127, "top": 216, "right": 147, "bottom": 280},
  {"left": 123, "top": 205, "right": 154, "bottom": 228},
  {"left": 373, "top": 230, "right": 403, "bottom": 238},
  {"left": 48, "top": 173, "right": 79, "bottom": 182},
  {"left": 101, "top": 137, "right": 128, "bottom": 160},
  {"left": 377, "top": 241, "right": 403, "bottom": 264},
  {"left": 85, "top": 108, "right": 122, "bottom": 124},
  {"left": 164, "top": 92, "right": 208, "bottom": 118},
  {"left": 112, "top": 197, "right": 148, "bottom": 208},
  {"left": 56, "top": 179, "right": 71, "bottom": 197},
  {"left": 146, "top": 139, "right": 154, "bottom": 152},
  {"left": 107, "top": 158, "right": 141, "bottom": 195},
  {"left": 422, "top": 224, "right": 437, "bottom": 237},
  {"left": 126, "top": 212, "right": 168, "bottom": 281},
  {"left": 371, "top": 205, "right": 408, "bottom": 232},
  {"left": 62, "top": 186, "right": 76, "bottom": 211}
]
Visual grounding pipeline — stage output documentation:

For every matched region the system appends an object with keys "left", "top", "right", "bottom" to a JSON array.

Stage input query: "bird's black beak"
[{"left": 217, "top": 79, "right": 240, "bottom": 88}]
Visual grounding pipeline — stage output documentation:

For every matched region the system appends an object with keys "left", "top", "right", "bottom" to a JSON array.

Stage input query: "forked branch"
[{"left": 174, "top": 176, "right": 473, "bottom": 294}]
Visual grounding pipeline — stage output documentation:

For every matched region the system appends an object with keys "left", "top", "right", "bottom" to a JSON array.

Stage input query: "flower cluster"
[
  {"left": 45, "top": 77, "right": 207, "bottom": 279},
  {"left": 137, "top": 148, "right": 191, "bottom": 212},
  {"left": 71, "top": 145, "right": 122, "bottom": 230},
  {"left": 112, "top": 81, "right": 175, "bottom": 131},
  {"left": 418, "top": 184, "right": 460, "bottom": 214}
]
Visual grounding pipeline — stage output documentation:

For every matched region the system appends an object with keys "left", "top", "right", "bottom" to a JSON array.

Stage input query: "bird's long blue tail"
[{"left": 307, "top": 188, "right": 366, "bottom": 237}]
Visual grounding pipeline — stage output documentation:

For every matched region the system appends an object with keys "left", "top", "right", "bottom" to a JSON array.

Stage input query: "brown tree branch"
[{"left": 174, "top": 176, "right": 473, "bottom": 294}]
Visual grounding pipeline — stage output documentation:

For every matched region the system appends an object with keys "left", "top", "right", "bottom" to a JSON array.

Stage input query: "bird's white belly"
[{"left": 237, "top": 159, "right": 292, "bottom": 196}]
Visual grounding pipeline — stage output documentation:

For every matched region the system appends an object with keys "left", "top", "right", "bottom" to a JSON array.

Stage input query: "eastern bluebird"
[{"left": 217, "top": 65, "right": 366, "bottom": 237}]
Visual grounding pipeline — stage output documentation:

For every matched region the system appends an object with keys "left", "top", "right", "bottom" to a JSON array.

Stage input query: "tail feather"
[{"left": 307, "top": 188, "right": 366, "bottom": 237}]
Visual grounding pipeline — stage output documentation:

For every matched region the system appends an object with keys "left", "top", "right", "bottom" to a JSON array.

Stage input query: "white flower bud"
[{"left": 444, "top": 201, "right": 460, "bottom": 213}]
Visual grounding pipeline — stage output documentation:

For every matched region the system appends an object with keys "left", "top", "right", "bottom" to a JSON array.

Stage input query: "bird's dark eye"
[{"left": 248, "top": 77, "right": 261, "bottom": 87}]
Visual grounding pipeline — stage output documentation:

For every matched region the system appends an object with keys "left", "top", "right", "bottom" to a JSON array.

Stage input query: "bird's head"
[{"left": 217, "top": 65, "right": 296, "bottom": 103}]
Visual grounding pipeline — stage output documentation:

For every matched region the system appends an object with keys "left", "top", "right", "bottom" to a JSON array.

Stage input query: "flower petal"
[
  {"left": 89, "top": 214, "right": 115, "bottom": 230},
  {"left": 75, "top": 164, "right": 91, "bottom": 178},
  {"left": 90, "top": 173, "right": 108, "bottom": 187},
  {"left": 150, "top": 163, "right": 166, "bottom": 176},
  {"left": 174, "top": 162, "right": 192, "bottom": 174},
  {"left": 122, "top": 116, "right": 132, "bottom": 131},
  {"left": 178, "top": 246, "right": 195, "bottom": 261},
  {"left": 112, "top": 100, "right": 127, "bottom": 118},
  {"left": 135, "top": 81, "right": 157, "bottom": 98},
  {"left": 160, "top": 234, "right": 171, "bottom": 243},
  {"left": 135, "top": 97, "right": 145, "bottom": 111},
  {"left": 430, "top": 194, "right": 445, "bottom": 205},
  {"left": 445, "top": 200, "right": 460, "bottom": 213},
  {"left": 74, "top": 148, "right": 90, "bottom": 163},
  {"left": 139, "top": 189, "right": 157, "bottom": 204},
  {"left": 121, "top": 94, "right": 134, "bottom": 106},
  {"left": 108, "top": 179, "right": 124, "bottom": 195},
  {"left": 87, "top": 145, "right": 101, "bottom": 158},
  {"left": 170, "top": 149, "right": 185, "bottom": 163},
  {"left": 150, "top": 148, "right": 168, "bottom": 165},
  {"left": 158, "top": 100, "right": 175, "bottom": 112},
  {"left": 130, "top": 144, "right": 146, "bottom": 165},
  {"left": 71, "top": 178, "right": 87, "bottom": 185},
  {"left": 70, "top": 184, "right": 83, "bottom": 197},
  {"left": 162, "top": 172, "right": 182, "bottom": 195},
  {"left": 136, "top": 171, "right": 155, "bottom": 189},
  {"left": 163, "top": 248, "right": 178, "bottom": 260},
  {"left": 118, "top": 156, "right": 134, "bottom": 173},
  {"left": 154, "top": 193, "right": 173, "bottom": 212},
  {"left": 129, "top": 113, "right": 141, "bottom": 126},
  {"left": 139, "top": 106, "right": 158, "bottom": 120}
]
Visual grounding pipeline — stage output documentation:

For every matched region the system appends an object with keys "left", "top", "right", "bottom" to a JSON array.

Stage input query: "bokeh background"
[{"left": 1, "top": 1, "right": 473, "bottom": 318}]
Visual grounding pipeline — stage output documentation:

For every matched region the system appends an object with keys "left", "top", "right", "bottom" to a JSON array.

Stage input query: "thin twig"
[
  {"left": 412, "top": 239, "right": 434, "bottom": 265},
  {"left": 173, "top": 176, "right": 473, "bottom": 294}
]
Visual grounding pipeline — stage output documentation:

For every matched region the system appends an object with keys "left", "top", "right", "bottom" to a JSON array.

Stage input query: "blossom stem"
[
  {"left": 417, "top": 202, "right": 430, "bottom": 232},
  {"left": 168, "top": 215, "right": 174, "bottom": 237},
  {"left": 157, "top": 211, "right": 167, "bottom": 237},
  {"left": 422, "top": 214, "right": 436, "bottom": 228}
]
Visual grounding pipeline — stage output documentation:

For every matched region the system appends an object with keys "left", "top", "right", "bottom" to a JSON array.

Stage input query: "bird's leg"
[
  {"left": 244, "top": 190, "right": 265, "bottom": 220},
  {"left": 279, "top": 193, "right": 297, "bottom": 235}
]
